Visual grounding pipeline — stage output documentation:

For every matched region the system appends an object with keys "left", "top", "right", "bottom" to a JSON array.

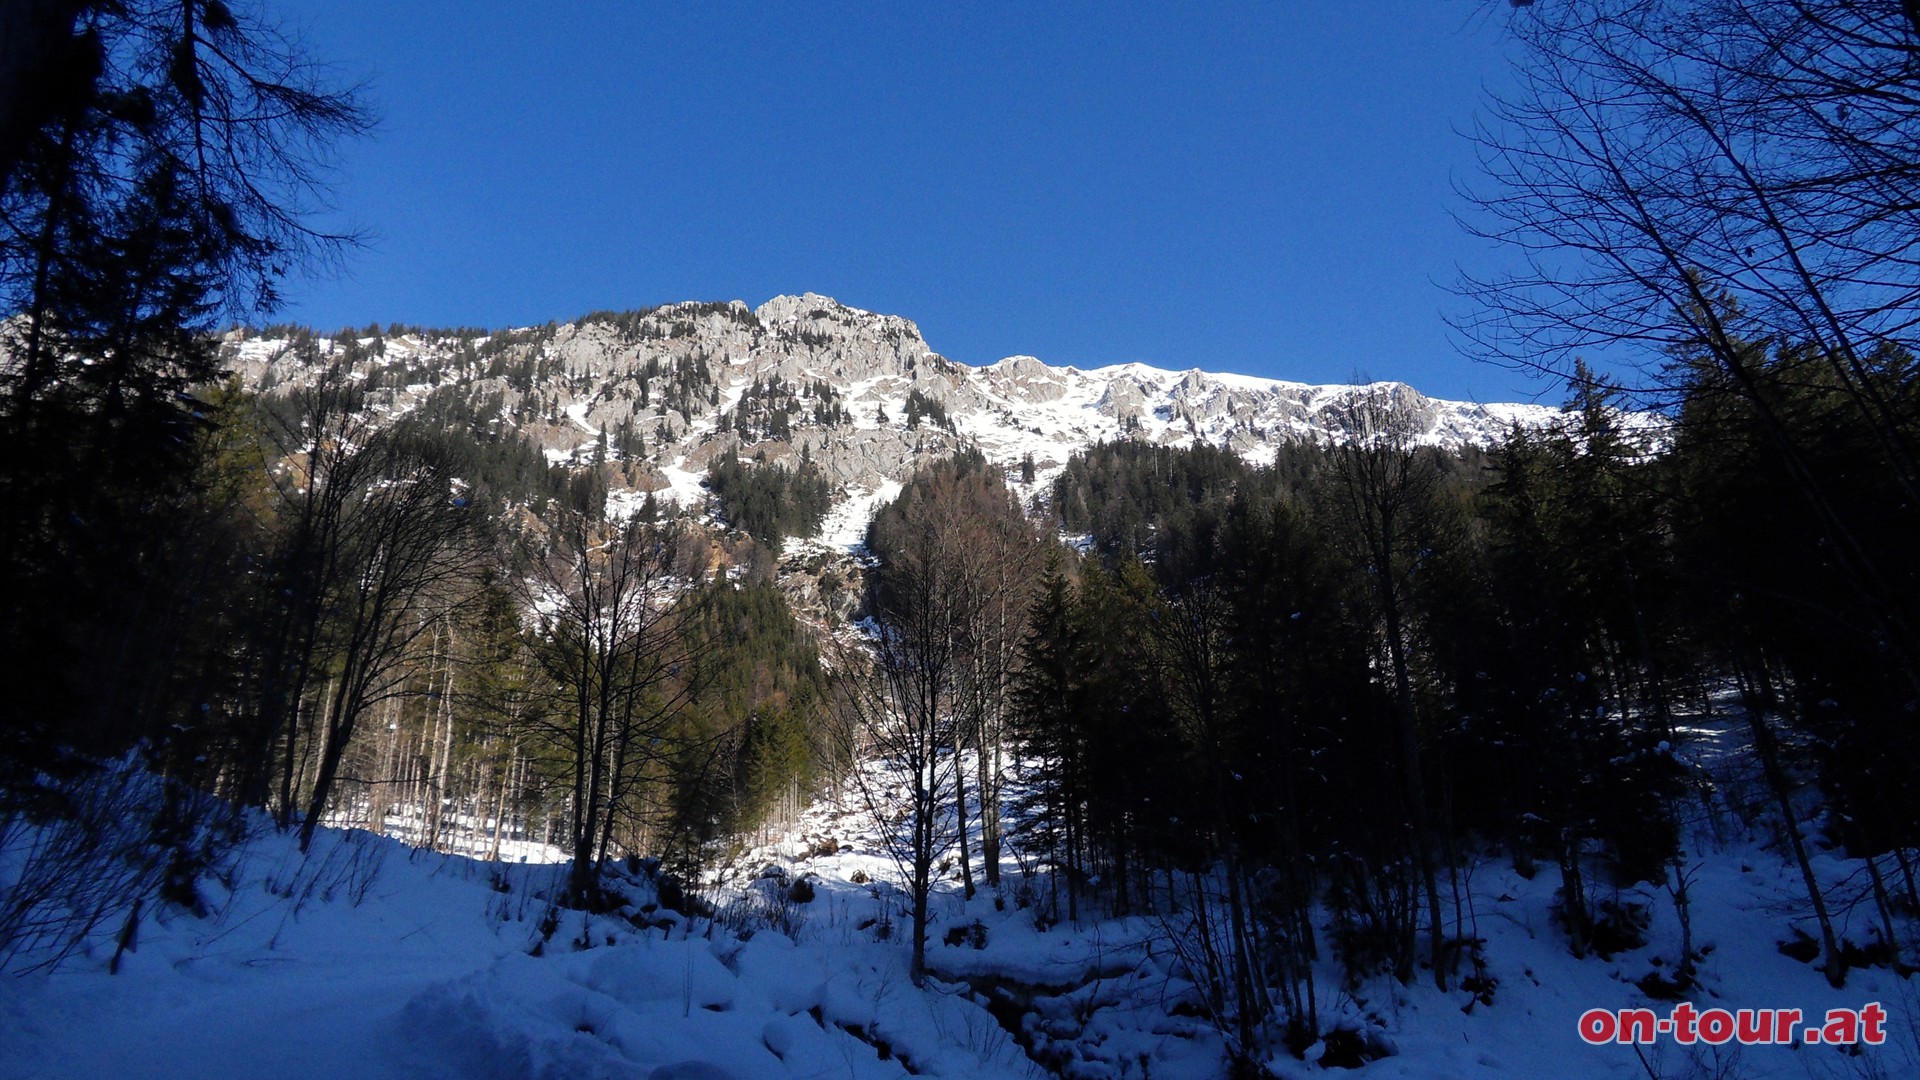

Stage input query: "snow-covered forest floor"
[{"left": 3, "top": 711, "right": 1917, "bottom": 1080}]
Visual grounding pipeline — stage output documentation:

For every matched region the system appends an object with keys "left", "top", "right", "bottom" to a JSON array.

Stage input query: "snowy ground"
[
  {"left": 810, "top": 479, "right": 902, "bottom": 554},
  {"left": 0, "top": 820, "right": 1030, "bottom": 1080},
  {"left": 3, "top": 717, "right": 1918, "bottom": 1078}
]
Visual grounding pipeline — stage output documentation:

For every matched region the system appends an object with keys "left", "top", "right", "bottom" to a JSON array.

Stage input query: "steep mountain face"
[{"left": 224, "top": 292, "right": 1561, "bottom": 546}]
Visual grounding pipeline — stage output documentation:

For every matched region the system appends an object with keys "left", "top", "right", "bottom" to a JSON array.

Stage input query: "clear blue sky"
[{"left": 274, "top": 1, "right": 1545, "bottom": 403}]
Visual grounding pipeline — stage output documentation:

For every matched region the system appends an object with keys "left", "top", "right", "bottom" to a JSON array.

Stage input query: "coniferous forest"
[{"left": 6, "top": 2, "right": 1920, "bottom": 1078}]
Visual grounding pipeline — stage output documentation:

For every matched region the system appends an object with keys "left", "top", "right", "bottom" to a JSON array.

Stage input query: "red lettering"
[
  {"left": 1862, "top": 1002, "right": 1887, "bottom": 1045},
  {"left": 1579, "top": 1008, "right": 1616, "bottom": 1045},
  {"left": 1822, "top": 1009, "right": 1859, "bottom": 1046},
  {"left": 1671, "top": 1002, "right": 1698, "bottom": 1044},
  {"left": 1697, "top": 1008, "right": 1735, "bottom": 1045},
  {"left": 1571, "top": 1001, "right": 1886, "bottom": 1047}
]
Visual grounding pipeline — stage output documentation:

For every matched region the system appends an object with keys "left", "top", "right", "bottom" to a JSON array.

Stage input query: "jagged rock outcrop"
[{"left": 223, "top": 293, "right": 1573, "bottom": 548}]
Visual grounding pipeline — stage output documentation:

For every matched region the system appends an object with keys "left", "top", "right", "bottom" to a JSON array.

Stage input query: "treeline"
[
  {"left": 245, "top": 321, "right": 725, "bottom": 448},
  {"left": 580, "top": 301, "right": 760, "bottom": 343},
  {"left": 1037, "top": 370, "right": 1916, "bottom": 1047},
  {"left": 1017, "top": 393, "right": 1639, "bottom": 1060}
]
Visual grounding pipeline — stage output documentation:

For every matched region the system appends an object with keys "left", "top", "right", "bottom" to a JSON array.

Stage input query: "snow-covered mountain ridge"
[{"left": 225, "top": 292, "right": 1567, "bottom": 539}]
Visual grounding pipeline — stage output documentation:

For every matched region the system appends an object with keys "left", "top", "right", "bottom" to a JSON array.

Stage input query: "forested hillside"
[{"left": 6, "top": 2, "right": 1920, "bottom": 1078}]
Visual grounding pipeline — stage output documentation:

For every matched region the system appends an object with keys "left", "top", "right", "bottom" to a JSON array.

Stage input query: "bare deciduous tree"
[
  {"left": 955, "top": 486, "right": 1043, "bottom": 891},
  {"left": 867, "top": 456, "right": 1041, "bottom": 901},
  {"left": 293, "top": 421, "right": 482, "bottom": 852},
  {"left": 1458, "top": 0, "right": 1920, "bottom": 680},
  {"left": 524, "top": 508, "right": 692, "bottom": 907},
  {"left": 837, "top": 515, "right": 970, "bottom": 986}
]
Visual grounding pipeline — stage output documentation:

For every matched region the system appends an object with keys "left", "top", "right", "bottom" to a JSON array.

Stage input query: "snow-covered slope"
[
  {"left": 224, "top": 294, "right": 1578, "bottom": 545},
  {"left": 2, "top": 715, "right": 1911, "bottom": 1079}
]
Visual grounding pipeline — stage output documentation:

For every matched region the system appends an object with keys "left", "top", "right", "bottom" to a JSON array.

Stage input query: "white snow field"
[{"left": 2, "top": 721, "right": 1917, "bottom": 1079}]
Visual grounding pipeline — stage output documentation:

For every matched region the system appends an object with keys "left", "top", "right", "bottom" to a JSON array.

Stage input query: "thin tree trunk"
[
  {"left": 488, "top": 750, "right": 515, "bottom": 862},
  {"left": 1895, "top": 846, "right": 1920, "bottom": 916},
  {"left": 366, "top": 697, "right": 400, "bottom": 834},
  {"left": 953, "top": 723, "right": 976, "bottom": 899},
  {"left": 1384, "top": 589, "right": 1448, "bottom": 990},
  {"left": 407, "top": 692, "right": 431, "bottom": 842},
  {"left": 1738, "top": 667, "right": 1845, "bottom": 988},
  {"left": 427, "top": 661, "right": 455, "bottom": 850},
  {"left": 1866, "top": 854, "right": 1899, "bottom": 961}
]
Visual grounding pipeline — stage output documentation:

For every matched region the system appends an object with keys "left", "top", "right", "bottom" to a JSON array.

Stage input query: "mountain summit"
[{"left": 226, "top": 293, "right": 1559, "bottom": 546}]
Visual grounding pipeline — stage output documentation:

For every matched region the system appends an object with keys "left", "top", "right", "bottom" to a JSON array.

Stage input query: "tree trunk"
[
  {"left": 1738, "top": 669, "right": 1845, "bottom": 988},
  {"left": 366, "top": 697, "right": 399, "bottom": 835},
  {"left": 488, "top": 750, "right": 515, "bottom": 862},
  {"left": 1384, "top": 588, "right": 1448, "bottom": 990},
  {"left": 426, "top": 665, "right": 455, "bottom": 850},
  {"left": 953, "top": 730, "right": 975, "bottom": 899},
  {"left": 299, "top": 688, "right": 353, "bottom": 852}
]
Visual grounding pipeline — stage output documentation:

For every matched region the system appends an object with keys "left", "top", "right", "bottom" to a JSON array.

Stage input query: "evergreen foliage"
[
  {"left": 6, "top": 6, "right": 1920, "bottom": 1070},
  {"left": 719, "top": 375, "right": 847, "bottom": 439},
  {"left": 663, "top": 583, "right": 830, "bottom": 866},
  {"left": 704, "top": 448, "right": 833, "bottom": 552},
  {"left": 903, "top": 388, "right": 952, "bottom": 431}
]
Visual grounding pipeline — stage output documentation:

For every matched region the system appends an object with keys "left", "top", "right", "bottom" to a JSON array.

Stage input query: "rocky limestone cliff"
[{"left": 224, "top": 293, "right": 1572, "bottom": 549}]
